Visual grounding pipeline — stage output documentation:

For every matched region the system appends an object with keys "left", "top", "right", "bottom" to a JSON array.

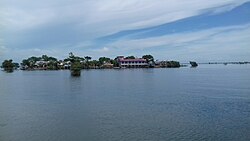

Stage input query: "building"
[
  {"left": 101, "top": 62, "right": 114, "bottom": 69},
  {"left": 116, "top": 56, "right": 148, "bottom": 68}
]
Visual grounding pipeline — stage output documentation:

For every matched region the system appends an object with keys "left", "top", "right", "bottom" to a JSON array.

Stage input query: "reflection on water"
[{"left": 0, "top": 65, "right": 250, "bottom": 141}]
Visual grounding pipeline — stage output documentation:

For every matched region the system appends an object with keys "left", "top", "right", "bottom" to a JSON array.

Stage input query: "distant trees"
[
  {"left": 99, "top": 57, "right": 111, "bottom": 65},
  {"left": 125, "top": 56, "right": 135, "bottom": 59},
  {"left": 21, "top": 55, "right": 59, "bottom": 70},
  {"left": 42, "top": 55, "right": 57, "bottom": 62},
  {"left": 1, "top": 60, "right": 15, "bottom": 72},
  {"left": 1, "top": 53, "right": 189, "bottom": 74},
  {"left": 142, "top": 55, "right": 154, "bottom": 62},
  {"left": 88, "top": 60, "right": 100, "bottom": 68},
  {"left": 84, "top": 56, "right": 92, "bottom": 69},
  {"left": 166, "top": 61, "right": 180, "bottom": 68},
  {"left": 110, "top": 59, "right": 119, "bottom": 67}
]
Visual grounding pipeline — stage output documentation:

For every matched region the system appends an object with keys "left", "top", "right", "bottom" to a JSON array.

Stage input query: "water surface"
[{"left": 0, "top": 65, "right": 250, "bottom": 141}]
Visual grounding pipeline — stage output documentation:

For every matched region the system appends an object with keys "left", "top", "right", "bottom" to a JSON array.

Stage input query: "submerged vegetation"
[
  {"left": 190, "top": 61, "right": 198, "bottom": 67},
  {"left": 67, "top": 52, "right": 83, "bottom": 76},
  {"left": 1, "top": 60, "right": 15, "bottom": 72}
]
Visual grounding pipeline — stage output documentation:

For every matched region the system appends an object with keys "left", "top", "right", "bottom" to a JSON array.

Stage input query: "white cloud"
[
  {"left": 0, "top": 0, "right": 249, "bottom": 62},
  {"left": 91, "top": 24, "right": 250, "bottom": 62},
  {"left": 1, "top": 0, "right": 249, "bottom": 36}
]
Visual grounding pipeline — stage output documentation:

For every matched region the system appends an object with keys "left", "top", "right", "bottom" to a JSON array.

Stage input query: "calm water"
[{"left": 0, "top": 65, "right": 250, "bottom": 141}]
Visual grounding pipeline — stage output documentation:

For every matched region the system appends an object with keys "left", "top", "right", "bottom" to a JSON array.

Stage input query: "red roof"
[{"left": 118, "top": 58, "right": 146, "bottom": 62}]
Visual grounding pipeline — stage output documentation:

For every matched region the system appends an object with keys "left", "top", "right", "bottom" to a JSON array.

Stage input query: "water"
[{"left": 0, "top": 65, "right": 250, "bottom": 141}]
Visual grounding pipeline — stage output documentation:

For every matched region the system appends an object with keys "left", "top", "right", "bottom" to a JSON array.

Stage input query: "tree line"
[{"left": 1, "top": 53, "right": 157, "bottom": 73}]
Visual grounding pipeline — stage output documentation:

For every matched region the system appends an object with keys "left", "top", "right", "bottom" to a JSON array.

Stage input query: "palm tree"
[
  {"left": 84, "top": 56, "right": 92, "bottom": 61},
  {"left": 84, "top": 56, "right": 92, "bottom": 69}
]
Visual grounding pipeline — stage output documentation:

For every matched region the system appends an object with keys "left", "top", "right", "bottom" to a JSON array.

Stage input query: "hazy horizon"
[{"left": 1, "top": 0, "right": 250, "bottom": 63}]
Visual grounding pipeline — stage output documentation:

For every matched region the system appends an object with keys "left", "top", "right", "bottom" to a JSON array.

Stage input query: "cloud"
[
  {"left": 90, "top": 24, "right": 250, "bottom": 62},
  {"left": 0, "top": 0, "right": 250, "bottom": 62},
  {"left": 1, "top": 0, "right": 248, "bottom": 35}
]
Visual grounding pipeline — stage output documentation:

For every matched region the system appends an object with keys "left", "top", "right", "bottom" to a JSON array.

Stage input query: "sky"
[{"left": 0, "top": 0, "right": 250, "bottom": 63}]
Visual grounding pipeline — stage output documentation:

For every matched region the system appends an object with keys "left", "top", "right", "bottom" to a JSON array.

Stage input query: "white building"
[{"left": 117, "top": 56, "right": 148, "bottom": 68}]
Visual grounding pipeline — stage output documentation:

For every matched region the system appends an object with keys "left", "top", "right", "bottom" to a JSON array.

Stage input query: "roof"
[{"left": 118, "top": 58, "right": 146, "bottom": 62}]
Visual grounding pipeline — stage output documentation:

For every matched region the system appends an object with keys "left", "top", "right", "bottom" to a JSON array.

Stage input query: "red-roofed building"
[{"left": 116, "top": 56, "right": 148, "bottom": 68}]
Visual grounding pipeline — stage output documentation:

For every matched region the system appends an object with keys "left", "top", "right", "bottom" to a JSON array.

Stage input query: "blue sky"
[{"left": 0, "top": 0, "right": 250, "bottom": 62}]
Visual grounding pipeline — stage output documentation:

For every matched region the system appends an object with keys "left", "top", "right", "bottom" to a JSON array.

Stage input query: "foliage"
[
  {"left": 13, "top": 63, "right": 20, "bottom": 69},
  {"left": 41, "top": 55, "right": 57, "bottom": 62},
  {"left": 47, "top": 61, "right": 58, "bottom": 70},
  {"left": 166, "top": 61, "right": 180, "bottom": 68},
  {"left": 68, "top": 53, "right": 83, "bottom": 76},
  {"left": 21, "top": 59, "right": 30, "bottom": 67},
  {"left": 110, "top": 59, "right": 119, "bottom": 67},
  {"left": 71, "top": 62, "right": 82, "bottom": 76},
  {"left": 1, "top": 60, "right": 15, "bottom": 72},
  {"left": 68, "top": 52, "right": 84, "bottom": 63},
  {"left": 84, "top": 56, "right": 92, "bottom": 61},
  {"left": 125, "top": 56, "right": 135, "bottom": 59},
  {"left": 99, "top": 57, "right": 111, "bottom": 65},
  {"left": 21, "top": 55, "right": 59, "bottom": 69},
  {"left": 142, "top": 55, "right": 154, "bottom": 62},
  {"left": 88, "top": 60, "right": 100, "bottom": 68}
]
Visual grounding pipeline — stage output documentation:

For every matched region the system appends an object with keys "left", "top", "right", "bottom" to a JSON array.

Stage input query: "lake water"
[{"left": 0, "top": 65, "right": 250, "bottom": 141}]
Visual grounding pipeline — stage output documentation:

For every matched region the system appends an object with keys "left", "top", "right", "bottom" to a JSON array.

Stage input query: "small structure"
[
  {"left": 116, "top": 56, "right": 148, "bottom": 68},
  {"left": 34, "top": 61, "right": 48, "bottom": 69}
]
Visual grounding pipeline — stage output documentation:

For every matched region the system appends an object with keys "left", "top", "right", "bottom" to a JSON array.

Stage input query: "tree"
[
  {"left": 68, "top": 53, "right": 82, "bottom": 76},
  {"left": 110, "top": 59, "right": 119, "bottom": 67},
  {"left": 67, "top": 52, "right": 84, "bottom": 63},
  {"left": 29, "top": 56, "right": 41, "bottom": 62},
  {"left": 88, "top": 60, "right": 100, "bottom": 68},
  {"left": 142, "top": 55, "right": 154, "bottom": 62},
  {"left": 166, "top": 61, "right": 180, "bottom": 68},
  {"left": 21, "top": 59, "right": 30, "bottom": 67},
  {"left": 99, "top": 57, "right": 111, "bottom": 65},
  {"left": 42, "top": 55, "right": 49, "bottom": 61},
  {"left": 125, "top": 56, "right": 135, "bottom": 59},
  {"left": 13, "top": 63, "right": 20, "bottom": 69},
  {"left": 84, "top": 56, "right": 92, "bottom": 61},
  {"left": 71, "top": 61, "right": 82, "bottom": 76},
  {"left": 84, "top": 56, "right": 92, "bottom": 69},
  {"left": 1, "top": 60, "right": 15, "bottom": 72}
]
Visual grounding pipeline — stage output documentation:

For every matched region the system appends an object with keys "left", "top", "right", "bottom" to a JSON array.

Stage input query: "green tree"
[
  {"left": 142, "top": 55, "right": 154, "bottom": 62},
  {"left": 13, "top": 63, "right": 20, "bottom": 69},
  {"left": 125, "top": 56, "right": 135, "bottom": 59},
  {"left": 42, "top": 55, "right": 49, "bottom": 61},
  {"left": 1, "top": 60, "right": 15, "bottom": 72},
  {"left": 68, "top": 53, "right": 83, "bottom": 76},
  {"left": 21, "top": 59, "right": 30, "bottom": 67},
  {"left": 84, "top": 56, "right": 92, "bottom": 69},
  {"left": 84, "top": 56, "right": 92, "bottom": 61},
  {"left": 166, "top": 61, "right": 180, "bottom": 68},
  {"left": 110, "top": 59, "right": 119, "bottom": 67},
  {"left": 99, "top": 57, "right": 111, "bottom": 65}
]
